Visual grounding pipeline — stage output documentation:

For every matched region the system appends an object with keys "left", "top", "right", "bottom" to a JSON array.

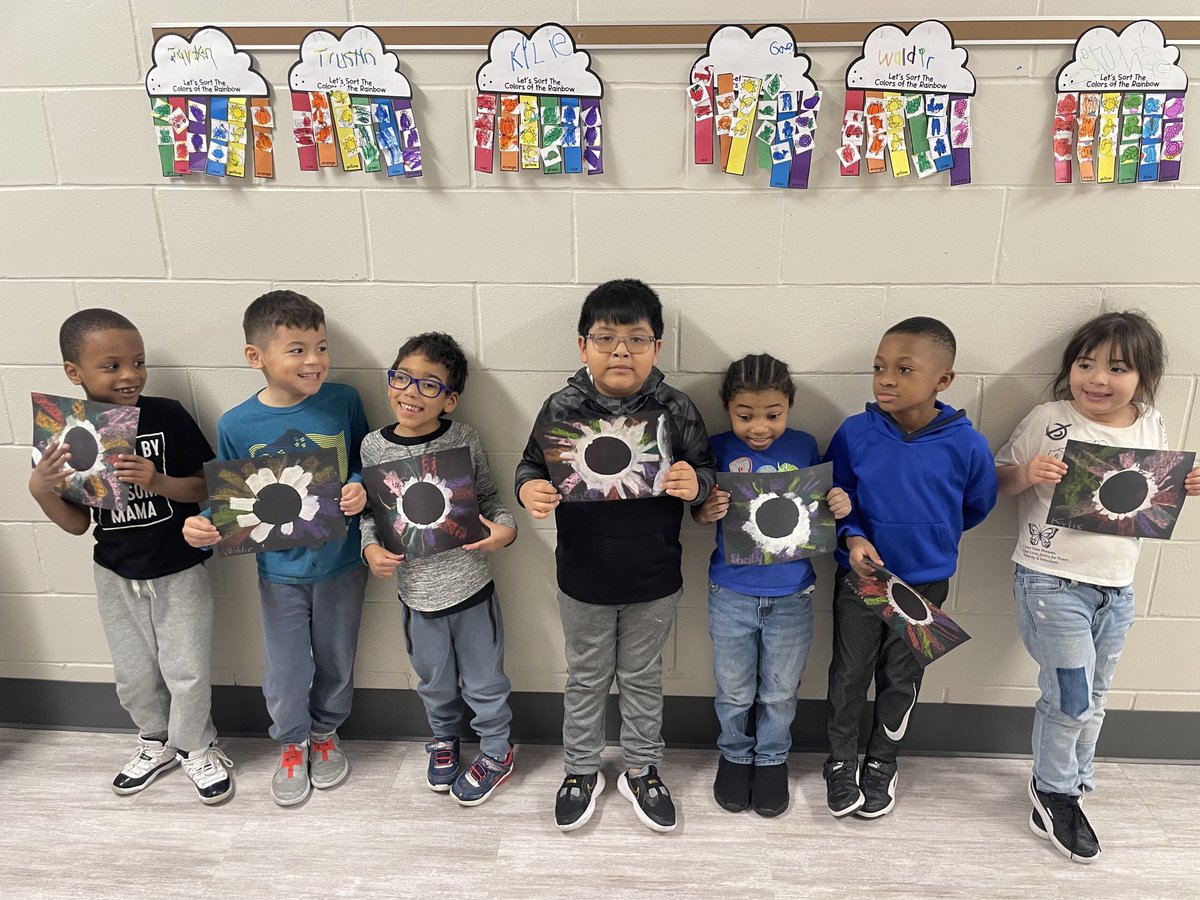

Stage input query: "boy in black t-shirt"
[{"left": 28, "top": 309, "right": 233, "bottom": 805}]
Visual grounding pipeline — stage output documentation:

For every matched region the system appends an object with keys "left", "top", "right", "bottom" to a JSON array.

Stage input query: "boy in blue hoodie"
[{"left": 822, "top": 317, "right": 997, "bottom": 819}]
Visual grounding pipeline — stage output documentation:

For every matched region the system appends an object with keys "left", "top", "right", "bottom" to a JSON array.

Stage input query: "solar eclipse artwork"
[
  {"left": 539, "top": 413, "right": 672, "bottom": 502},
  {"left": 205, "top": 449, "right": 346, "bottom": 556},
  {"left": 31, "top": 392, "right": 140, "bottom": 511},
  {"left": 362, "top": 447, "right": 486, "bottom": 559},
  {"left": 1048, "top": 440, "right": 1195, "bottom": 539},
  {"left": 717, "top": 461, "right": 835, "bottom": 565},
  {"left": 849, "top": 564, "right": 971, "bottom": 667}
]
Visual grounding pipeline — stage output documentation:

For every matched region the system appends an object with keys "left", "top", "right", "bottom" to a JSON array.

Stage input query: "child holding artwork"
[
  {"left": 28, "top": 309, "right": 232, "bottom": 804},
  {"left": 824, "top": 317, "right": 997, "bottom": 820},
  {"left": 515, "top": 279, "right": 717, "bottom": 833},
  {"left": 183, "top": 291, "right": 370, "bottom": 807},
  {"left": 692, "top": 354, "right": 851, "bottom": 817},
  {"left": 360, "top": 332, "right": 518, "bottom": 806},
  {"left": 996, "top": 310, "right": 1200, "bottom": 864}
]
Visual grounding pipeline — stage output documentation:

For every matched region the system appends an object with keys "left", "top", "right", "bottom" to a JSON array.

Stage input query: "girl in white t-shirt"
[{"left": 996, "top": 310, "right": 1200, "bottom": 865}]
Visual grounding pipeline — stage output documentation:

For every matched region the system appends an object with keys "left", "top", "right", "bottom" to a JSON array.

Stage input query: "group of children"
[{"left": 27, "top": 283, "right": 1199, "bottom": 865}]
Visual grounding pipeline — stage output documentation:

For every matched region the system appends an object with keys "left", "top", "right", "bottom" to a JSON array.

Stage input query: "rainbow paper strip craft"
[
  {"left": 475, "top": 24, "right": 605, "bottom": 177},
  {"left": 146, "top": 28, "right": 273, "bottom": 180}
]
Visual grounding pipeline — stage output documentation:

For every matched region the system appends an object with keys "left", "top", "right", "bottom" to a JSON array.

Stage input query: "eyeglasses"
[
  {"left": 387, "top": 369, "right": 451, "bottom": 398},
  {"left": 586, "top": 334, "right": 657, "bottom": 355}
]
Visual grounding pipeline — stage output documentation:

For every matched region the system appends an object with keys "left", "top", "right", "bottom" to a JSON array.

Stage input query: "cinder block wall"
[{"left": 2, "top": 1, "right": 1198, "bottom": 718}]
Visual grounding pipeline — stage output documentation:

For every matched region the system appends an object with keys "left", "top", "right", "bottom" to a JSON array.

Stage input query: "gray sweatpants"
[
  {"left": 557, "top": 588, "right": 681, "bottom": 775},
  {"left": 93, "top": 562, "right": 217, "bottom": 753},
  {"left": 402, "top": 590, "right": 512, "bottom": 760}
]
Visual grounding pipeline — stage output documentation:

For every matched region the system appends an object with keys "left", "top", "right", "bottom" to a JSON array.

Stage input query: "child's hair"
[
  {"left": 719, "top": 354, "right": 795, "bottom": 408},
  {"left": 59, "top": 308, "right": 138, "bottom": 362},
  {"left": 578, "top": 279, "right": 664, "bottom": 340},
  {"left": 392, "top": 332, "right": 469, "bottom": 394},
  {"left": 884, "top": 316, "right": 957, "bottom": 364},
  {"left": 243, "top": 290, "right": 325, "bottom": 345},
  {"left": 1051, "top": 310, "right": 1165, "bottom": 406}
]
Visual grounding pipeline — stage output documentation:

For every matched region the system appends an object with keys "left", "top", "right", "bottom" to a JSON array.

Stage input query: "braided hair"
[{"left": 719, "top": 354, "right": 795, "bottom": 408}]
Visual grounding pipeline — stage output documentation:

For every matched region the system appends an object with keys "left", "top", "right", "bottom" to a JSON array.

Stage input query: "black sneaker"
[
  {"left": 751, "top": 762, "right": 789, "bottom": 817},
  {"left": 555, "top": 771, "right": 605, "bottom": 832},
  {"left": 856, "top": 758, "right": 898, "bottom": 819},
  {"left": 1028, "top": 777, "right": 1100, "bottom": 863},
  {"left": 713, "top": 756, "right": 752, "bottom": 812},
  {"left": 823, "top": 759, "right": 864, "bottom": 817},
  {"left": 618, "top": 766, "right": 677, "bottom": 833}
]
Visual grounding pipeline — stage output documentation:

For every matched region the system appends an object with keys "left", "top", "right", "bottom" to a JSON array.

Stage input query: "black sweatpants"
[{"left": 825, "top": 566, "right": 950, "bottom": 765}]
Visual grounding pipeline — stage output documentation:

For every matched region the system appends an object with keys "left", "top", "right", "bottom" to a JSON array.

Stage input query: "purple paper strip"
[
  {"left": 789, "top": 150, "right": 812, "bottom": 189},
  {"left": 948, "top": 94, "right": 971, "bottom": 185},
  {"left": 187, "top": 96, "right": 207, "bottom": 173},
  {"left": 582, "top": 97, "right": 603, "bottom": 175},
  {"left": 1158, "top": 91, "right": 1184, "bottom": 182},
  {"left": 396, "top": 98, "right": 423, "bottom": 178}
]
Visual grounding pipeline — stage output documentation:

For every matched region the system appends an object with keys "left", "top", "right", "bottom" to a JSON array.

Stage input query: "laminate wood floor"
[{"left": 0, "top": 728, "right": 1195, "bottom": 899}]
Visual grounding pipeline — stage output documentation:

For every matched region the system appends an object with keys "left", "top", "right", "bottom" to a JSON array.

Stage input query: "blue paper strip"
[
  {"left": 374, "top": 99, "right": 406, "bottom": 177},
  {"left": 561, "top": 97, "right": 583, "bottom": 174},
  {"left": 205, "top": 96, "right": 228, "bottom": 177}
]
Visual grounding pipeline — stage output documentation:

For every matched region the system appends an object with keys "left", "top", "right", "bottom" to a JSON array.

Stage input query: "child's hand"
[
  {"left": 115, "top": 454, "right": 159, "bottom": 492},
  {"left": 663, "top": 461, "right": 700, "bottom": 501},
  {"left": 182, "top": 514, "right": 221, "bottom": 548},
  {"left": 1026, "top": 454, "right": 1068, "bottom": 486},
  {"left": 695, "top": 488, "right": 730, "bottom": 524},
  {"left": 364, "top": 543, "right": 405, "bottom": 578},
  {"left": 340, "top": 482, "right": 367, "bottom": 515},
  {"left": 463, "top": 515, "right": 517, "bottom": 553},
  {"left": 847, "top": 536, "right": 884, "bottom": 578},
  {"left": 827, "top": 487, "right": 852, "bottom": 520},
  {"left": 1185, "top": 466, "right": 1200, "bottom": 497},
  {"left": 519, "top": 479, "right": 561, "bottom": 519},
  {"left": 29, "top": 439, "right": 74, "bottom": 498}
]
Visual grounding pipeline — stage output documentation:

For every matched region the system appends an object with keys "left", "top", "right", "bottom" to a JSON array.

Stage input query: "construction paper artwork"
[
  {"left": 1047, "top": 440, "right": 1195, "bottom": 539},
  {"left": 205, "top": 449, "right": 346, "bottom": 556},
  {"left": 362, "top": 447, "right": 486, "bottom": 559},
  {"left": 539, "top": 413, "right": 672, "bottom": 502},
  {"left": 849, "top": 564, "right": 971, "bottom": 667},
  {"left": 31, "top": 392, "right": 140, "bottom": 512},
  {"left": 717, "top": 461, "right": 835, "bottom": 565}
]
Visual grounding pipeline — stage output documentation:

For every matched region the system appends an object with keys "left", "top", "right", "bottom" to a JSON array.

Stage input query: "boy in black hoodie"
[{"left": 516, "top": 280, "right": 716, "bottom": 833}]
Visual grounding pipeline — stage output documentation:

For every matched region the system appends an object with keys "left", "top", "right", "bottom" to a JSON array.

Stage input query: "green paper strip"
[
  {"left": 1118, "top": 142, "right": 1139, "bottom": 183},
  {"left": 539, "top": 96, "right": 562, "bottom": 174},
  {"left": 351, "top": 96, "right": 382, "bottom": 173},
  {"left": 150, "top": 96, "right": 179, "bottom": 178}
]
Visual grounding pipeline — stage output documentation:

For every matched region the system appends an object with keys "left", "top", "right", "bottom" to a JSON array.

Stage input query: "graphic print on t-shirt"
[
  {"left": 96, "top": 431, "right": 172, "bottom": 530},
  {"left": 249, "top": 428, "right": 350, "bottom": 480}
]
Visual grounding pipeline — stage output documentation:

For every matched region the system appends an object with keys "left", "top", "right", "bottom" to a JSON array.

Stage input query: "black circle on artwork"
[
  {"left": 889, "top": 582, "right": 929, "bottom": 621},
  {"left": 62, "top": 425, "right": 99, "bottom": 471},
  {"left": 252, "top": 482, "right": 303, "bottom": 525},
  {"left": 1098, "top": 469, "right": 1150, "bottom": 515},
  {"left": 755, "top": 496, "right": 800, "bottom": 539},
  {"left": 584, "top": 435, "right": 633, "bottom": 475},
  {"left": 402, "top": 480, "right": 448, "bottom": 526}
]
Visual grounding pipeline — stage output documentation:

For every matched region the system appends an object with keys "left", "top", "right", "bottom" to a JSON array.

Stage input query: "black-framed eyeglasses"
[
  {"left": 586, "top": 333, "right": 657, "bottom": 355},
  {"left": 387, "top": 369, "right": 451, "bottom": 398}
]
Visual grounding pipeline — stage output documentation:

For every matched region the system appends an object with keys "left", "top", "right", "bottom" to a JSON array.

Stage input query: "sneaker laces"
[
  {"left": 424, "top": 740, "right": 457, "bottom": 768},
  {"left": 466, "top": 751, "right": 509, "bottom": 786},
  {"left": 182, "top": 746, "right": 233, "bottom": 788},
  {"left": 120, "top": 739, "right": 170, "bottom": 778},
  {"left": 1046, "top": 792, "right": 1099, "bottom": 854}
]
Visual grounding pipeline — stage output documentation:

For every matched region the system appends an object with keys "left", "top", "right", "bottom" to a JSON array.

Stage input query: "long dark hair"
[
  {"left": 1051, "top": 311, "right": 1165, "bottom": 406},
  {"left": 719, "top": 354, "right": 795, "bottom": 407}
]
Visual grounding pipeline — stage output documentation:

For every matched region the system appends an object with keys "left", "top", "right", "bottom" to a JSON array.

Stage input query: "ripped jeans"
[{"left": 1014, "top": 564, "right": 1135, "bottom": 797}]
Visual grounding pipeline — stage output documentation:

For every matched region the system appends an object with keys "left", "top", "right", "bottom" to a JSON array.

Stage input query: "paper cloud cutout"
[
  {"left": 289, "top": 27, "right": 413, "bottom": 97},
  {"left": 476, "top": 23, "right": 602, "bottom": 98},
  {"left": 691, "top": 25, "right": 817, "bottom": 94},
  {"left": 1057, "top": 20, "right": 1187, "bottom": 93},
  {"left": 846, "top": 20, "right": 975, "bottom": 96},
  {"left": 146, "top": 27, "right": 269, "bottom": 97}
]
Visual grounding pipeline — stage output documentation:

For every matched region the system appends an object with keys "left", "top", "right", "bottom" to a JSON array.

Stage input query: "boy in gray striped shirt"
[{"left": 361, "top": 332, "right": 517, "bottom": 806}]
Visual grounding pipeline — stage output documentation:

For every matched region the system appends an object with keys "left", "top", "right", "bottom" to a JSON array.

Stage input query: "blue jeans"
[
  {"left": 1014, "top": 564, "right": 1135, "bottom": 797},
  {"left": 708, "top": 583, "right": 815, "bottom": 766}
]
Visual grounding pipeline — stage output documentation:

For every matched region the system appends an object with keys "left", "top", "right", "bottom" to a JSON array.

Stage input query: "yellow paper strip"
[
  {"left": 519, "top": 95, "right": 540, "bottom": 169},
  {"left": 888, "top": 129, "right": 910, "bottom": 177},
  {"left": 726, "top": 75, "right": 761, "bottom": 176},
  {"left": 329, "top": 91, "right": 362, "bottom": 172},
  {"left": 226, "top": 98, "right": 246, "bottom": 177}
]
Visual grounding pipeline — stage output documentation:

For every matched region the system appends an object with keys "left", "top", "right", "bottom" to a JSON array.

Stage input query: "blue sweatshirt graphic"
[{"left": 826, "top": 401, "right": 997, "bottom": 584}]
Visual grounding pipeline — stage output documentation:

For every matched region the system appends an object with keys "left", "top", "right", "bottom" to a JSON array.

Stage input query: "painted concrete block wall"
[{"left": 2, "top": 2, "right": 1198, "bottom": 716}]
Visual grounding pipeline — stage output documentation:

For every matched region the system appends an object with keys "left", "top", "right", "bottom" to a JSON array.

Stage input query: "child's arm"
[
  {"left": 462, "top": 429, "right": 517, "bottom": 553},
  {"left": 340, "top": 390, "right": 371, "bottom": 515},
  {"left": 825, "top": 425, "right": 881, "bottom": 575},
  {"left": 28, "top": 439, "right": 91, "bottom": 535},
  {"left": 515, "top": 411, "right": 561, "bottom": 519},
  {"left": 666, "top": 396, "right": 717, "bottom": 504},
  {"left": 996, "top": 456, "right": 1067, "bottom": 496},
  {"left": 114, "top": 455, "right": 207, "bottom": 503},
  {"left": 963, "top": 439, "right": 1000, "bottom": 530},
  {"left": 360, "top": 505, "right": 404, "bottom": 578},
  {"left": 692, "top": 487, "right": 730, "bottom": 524}
]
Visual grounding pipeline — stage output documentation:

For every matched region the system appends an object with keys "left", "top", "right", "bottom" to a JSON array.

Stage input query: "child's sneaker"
[
  {"left": 713, "top": 756, "right": 752, "bottom": 812},
  {"left": 856, "top": 758, "right": 898, "bottom": 818},
  {"left": 1028, "top": 777, "right": 1100, "bottom": 863},
  {"left": 555, "top": 771, "right": 605, "bottom": 832},
  {"left": 1030, "top": 787, "right": 1085, "bottom": 839},
  {"left": 451, "top": 747, "right": 514, "bottom": 806},
  {"left": 424, "top": 737, "right": 461, "bottom": 792},
  {"left": 270, "top": 741, "right": 311, "bottom": 807},
  {"left": 751, "top": 762, "right": 789, "bottom": 817},
  {"left": 822, "top": 758, "right": 864, "bottom": 817},
  {"left": 309, "top": 731, "right": 349, "bottom": 790},
  {"left": 617, "top": 765, "right": 677, "bottom": 833},
  {"left": 178, "top": 743, "right": 234, "bottom": 805},
  {"left": 112, "top": 736, "right": 179, "bottom": 794}
]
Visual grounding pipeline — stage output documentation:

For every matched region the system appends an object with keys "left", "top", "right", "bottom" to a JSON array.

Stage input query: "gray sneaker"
[
  {"left": 309, "top": 732, "right": 349, "bottom": 790},
  {"left": 270, "top": 742, "right": 311, "bottom": 807}
]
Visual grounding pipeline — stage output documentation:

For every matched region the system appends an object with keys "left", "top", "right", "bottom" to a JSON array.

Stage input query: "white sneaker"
[
  {"left": 112, "top": 736, "right": 179, "bottom": 794},
  {"left": 179, "top": 744, "right": 235, "bottom": 805}
]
